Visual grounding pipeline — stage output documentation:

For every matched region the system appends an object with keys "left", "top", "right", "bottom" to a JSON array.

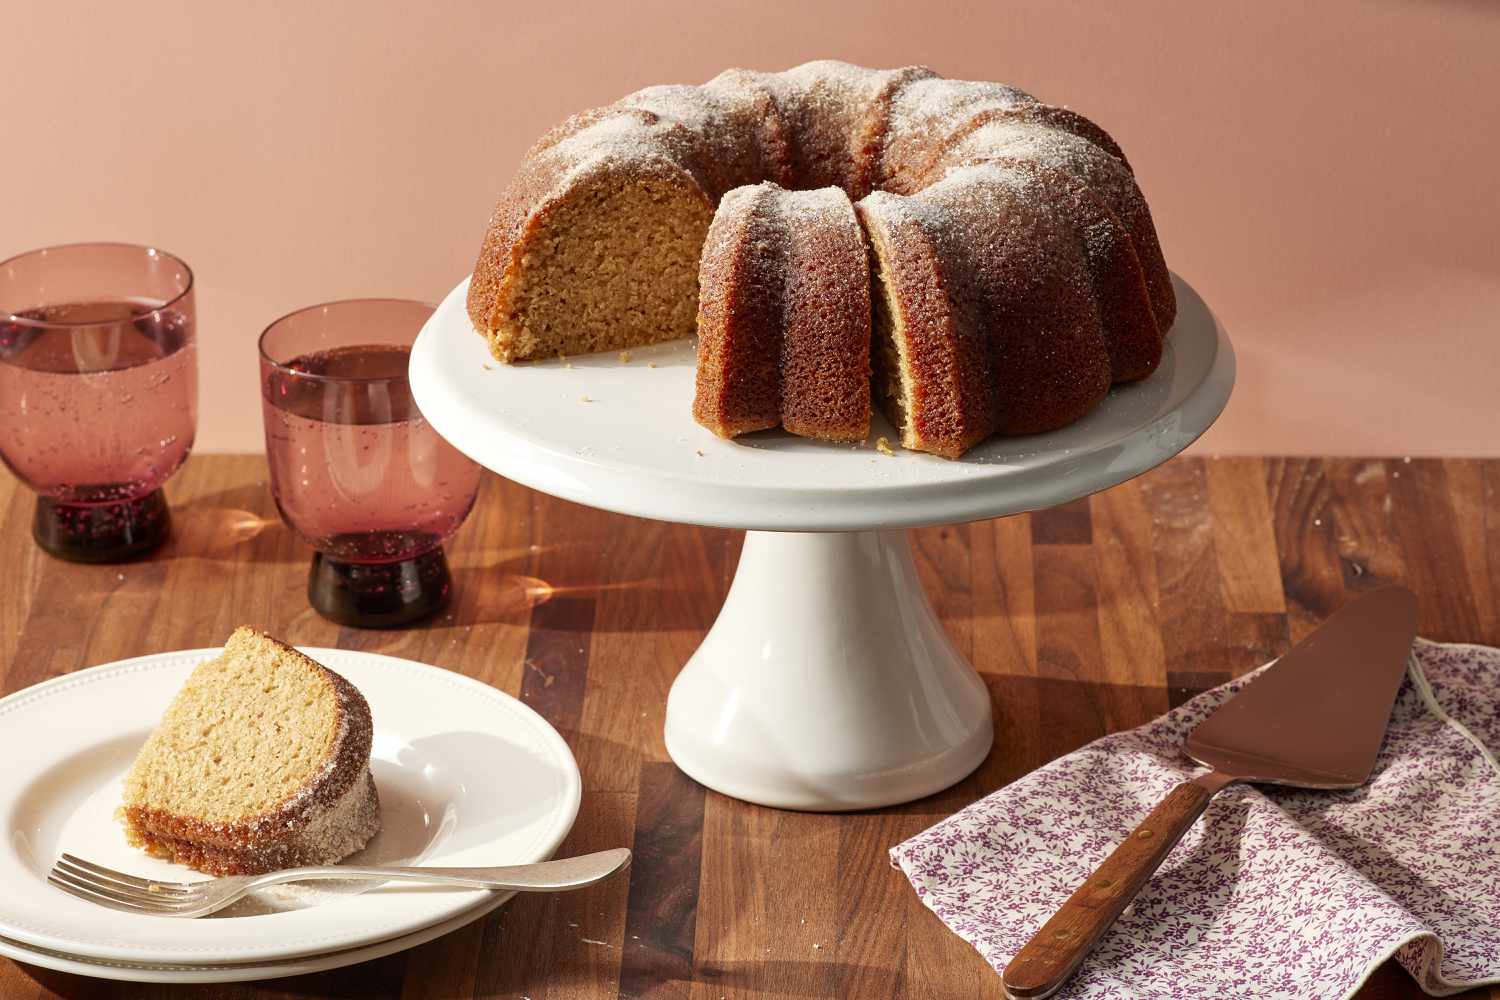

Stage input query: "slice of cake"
[
  {"left": 692, "top": 183, "right": 872, "bottom": 442},
  {"left": 121, "top": 628, "right": 380, "bottom": 876}
]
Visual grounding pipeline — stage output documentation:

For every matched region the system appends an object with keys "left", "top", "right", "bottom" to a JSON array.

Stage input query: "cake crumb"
[
  {"left": 647, "top": 362, "right": 658, "bottom": 369},
  {"left": 482, "top": 363, "right": 493, "bottom": 371},
  {"left": 579, "top": 395, "right": 592, "bottom": 403},
  {"left": 618, "top": 351, "right": 632, "bottom": 364},
  {"left": 875, "top": 437, "right": 896, "bottom": 457},
  {"left": 695, "top": 449, "right": 705, "bottom": 457}
]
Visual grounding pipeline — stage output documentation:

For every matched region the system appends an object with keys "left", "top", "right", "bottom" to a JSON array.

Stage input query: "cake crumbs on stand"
[
  {"left": 579, "top": 395, "right": 593, "bottom": 403},
  {"left": 618, "top": 350, "right": 632, "bottom": 363},
  {"left": 875, "top": 436, "right": 896, "bottom": 456}
]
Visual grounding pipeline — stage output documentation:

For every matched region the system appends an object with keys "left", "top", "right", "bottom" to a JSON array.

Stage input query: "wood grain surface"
[{"left": 0, "top": 455, "right": 1495, "bottom": 1000}]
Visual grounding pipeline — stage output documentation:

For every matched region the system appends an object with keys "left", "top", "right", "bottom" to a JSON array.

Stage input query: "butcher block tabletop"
[{"left": 2, "top": 454, "right": 1496, "bottom": 1000}]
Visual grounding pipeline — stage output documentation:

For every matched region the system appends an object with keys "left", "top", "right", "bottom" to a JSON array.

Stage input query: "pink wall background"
[{"left": 4, "top": 1, "right": 1496, "bottom": 456}]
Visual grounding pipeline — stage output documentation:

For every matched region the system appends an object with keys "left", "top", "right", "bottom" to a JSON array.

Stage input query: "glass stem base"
[
  {"left": 33, "top": 489, "right": 171, "bottom": 563},
  {"left": 308, "top": 547, "right": 451, "bottom": 629}
]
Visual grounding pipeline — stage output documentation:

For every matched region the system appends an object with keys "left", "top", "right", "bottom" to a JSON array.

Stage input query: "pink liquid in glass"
[
  {"left": 0, "top": 298, "right": 196, "bottom": 503},
  {"left": 262, "top": 344, "right": 481, "bottom": 563}
]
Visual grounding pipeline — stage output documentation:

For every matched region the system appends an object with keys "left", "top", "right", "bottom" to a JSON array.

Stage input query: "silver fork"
[{"left": 48, "top": 847, "right": 632, "bottom": 918}]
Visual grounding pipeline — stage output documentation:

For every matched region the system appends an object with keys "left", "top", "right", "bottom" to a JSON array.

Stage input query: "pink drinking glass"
[
  {"left": 258, "top": 299, "right": 482, "bottom": 628},
  {"left": 0, "top": 243, "right": 197, "bottom": 562}
]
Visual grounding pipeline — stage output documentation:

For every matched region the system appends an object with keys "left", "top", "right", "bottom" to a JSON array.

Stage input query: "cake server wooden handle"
[{"left": 1001, "top": 776, "right": 1225, "bottom": 999}]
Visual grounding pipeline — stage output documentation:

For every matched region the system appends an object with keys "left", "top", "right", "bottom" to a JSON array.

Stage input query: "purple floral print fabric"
[{"left": 892, "top": 640, "right": 1500, "bottom": 998}]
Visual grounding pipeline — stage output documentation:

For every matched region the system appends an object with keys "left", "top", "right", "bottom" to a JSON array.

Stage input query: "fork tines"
[{"left": 48, "top": 854, "right": 203, "bottom": 915}]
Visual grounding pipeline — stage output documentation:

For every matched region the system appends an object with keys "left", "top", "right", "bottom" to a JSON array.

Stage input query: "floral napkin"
[{"left": 891, "top": 639, "right": 1500, "bottom": 999}]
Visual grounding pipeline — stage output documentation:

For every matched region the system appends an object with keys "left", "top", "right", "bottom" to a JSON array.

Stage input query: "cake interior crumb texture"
[
  {"left": 488, "top": 176, "right": 712, "bottom": 362},
  {"left": 866, "top": 221, "right": 917, "bottom": 450},
  {"left": 120, "top": 627, "right": 380, "bottom": 876}
]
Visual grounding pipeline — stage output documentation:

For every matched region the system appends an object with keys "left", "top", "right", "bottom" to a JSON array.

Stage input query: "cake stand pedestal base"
[
  {"left": 665, "top": 528, "right": 992, "bottom": 811},
  {"left": 413, "top": 272, "right": 1235, "bottom": 811}
]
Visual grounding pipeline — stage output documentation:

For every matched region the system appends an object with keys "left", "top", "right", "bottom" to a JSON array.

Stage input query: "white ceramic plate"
[
  {"left": 0, "top": 891, "right": 508, "bottom": 984},
  {"left": 410, "top": 272, "right": 1234, "bottom": 532},
  {"left": 0, "top": 648, "right": 580, "bottom": 966}
]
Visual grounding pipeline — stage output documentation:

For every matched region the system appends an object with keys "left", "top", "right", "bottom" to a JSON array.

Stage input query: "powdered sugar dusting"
[
  {"left": 471, "top": 60, "right": 1173, "bottom": 453},
  {"left": 775, "top": 185, "right": 851, "bottom": 225},
  {"left": 889, "top": 77, "right": 1037, "bottom": 135},
  {"left": 481, "top": 59, "right": 1142, "bottom": 254},
  {"left": 697, "top": 183, "right": 858, "bottom": 281},
  {"left": 537, "top": 110, "right": 700, "bottom": 190}
]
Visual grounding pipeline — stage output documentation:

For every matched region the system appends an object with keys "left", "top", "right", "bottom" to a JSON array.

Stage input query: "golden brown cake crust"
[
  {"left": 693, "top": 184, "right": 871, "bottom": 442},
  {"left": 124, "top": 776, "right": 380, "bottom": 877},
  {"left": 860, "top": 163, "right": 1116, "bottom": 456},
  {"left": 692, "top": 185, "right": 785, "bottom": 437},
  {"left": 468, "top": 60, "right": 1176, "bottom": 458},
  {"left": 122, "top": 628, "right": 378, "bottom": 876}
]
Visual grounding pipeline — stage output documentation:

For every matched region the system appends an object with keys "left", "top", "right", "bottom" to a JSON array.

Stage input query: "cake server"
[{"left": 1001, "top": 585, "right": 1419, "bottom": 1000}]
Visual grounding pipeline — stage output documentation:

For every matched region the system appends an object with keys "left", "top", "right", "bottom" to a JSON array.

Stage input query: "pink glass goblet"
[
  {"left": 259, "top": 299, "right": 482, "bottom": 628},
  {"left": 0, "top": 243, "right": 197, "bottom": 562}
]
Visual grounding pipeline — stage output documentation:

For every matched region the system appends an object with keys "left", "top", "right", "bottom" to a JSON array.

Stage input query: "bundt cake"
[
  {"left": 467, "top": 60, "right": 1174, "bottom": 458},
  {"left": 693, "top": 183, "right": 871, "bottom": 441},
  {"left": 121, "top": 628, "right": 380, "bottom": 876}
]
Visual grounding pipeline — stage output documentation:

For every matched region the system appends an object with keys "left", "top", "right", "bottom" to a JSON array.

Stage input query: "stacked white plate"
[{"left": 0, "top": 647, "right": 582, "bottom": 984}]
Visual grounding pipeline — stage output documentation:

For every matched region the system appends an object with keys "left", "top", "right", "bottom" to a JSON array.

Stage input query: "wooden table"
[{"left": 1, "top": 455, "right": 1495, "bottom": 1000}]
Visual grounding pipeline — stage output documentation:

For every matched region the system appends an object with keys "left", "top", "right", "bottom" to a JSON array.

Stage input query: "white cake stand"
[{"left": 411, "top": 274, "right": 1234, "bottom": 810}]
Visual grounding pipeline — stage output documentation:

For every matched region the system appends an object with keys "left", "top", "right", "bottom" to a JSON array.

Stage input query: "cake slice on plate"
[{"left": 120, "top": 627, "right": 380, "bottom": 876}]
